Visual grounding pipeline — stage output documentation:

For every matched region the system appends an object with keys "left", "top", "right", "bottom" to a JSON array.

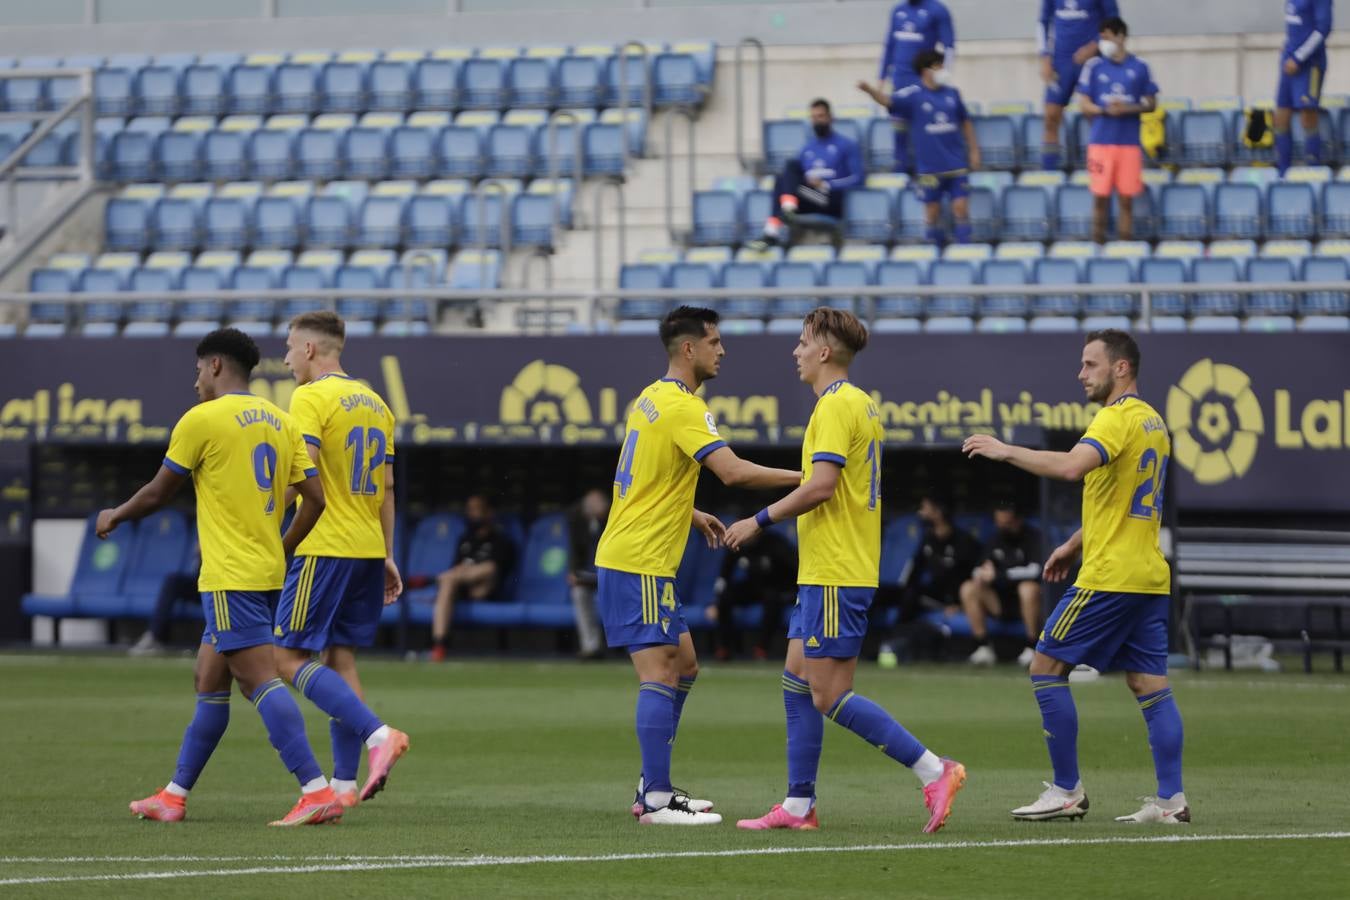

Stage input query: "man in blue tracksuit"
[
  {"left": 1039, "top": 0, "right": 1121, "bottom": 170},
  {"left": 876, "top": 0, "right": 956, "bottom": 173},
  {"left": 1275, "top": 0, "right": 1334, "bottom": 175},
  {"left": 751, "top": 99, "right": 864, "bottom": 249}
]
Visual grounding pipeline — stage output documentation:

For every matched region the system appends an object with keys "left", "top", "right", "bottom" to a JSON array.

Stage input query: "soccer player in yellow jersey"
[
  {"left": 727, "top": 309, "right": 966, "bottom": 834},
  {"left": 274, "top": 311, "right": 410, "bottom": 808},
  {"left": 963, "top": 329, "right": 1188, "bottom": 825},
  {"left": 99, "top": 329, "right": 345, "bottom": 826},
  {"left": 594, "top": 306, "right": 800, "bottom": 826}
]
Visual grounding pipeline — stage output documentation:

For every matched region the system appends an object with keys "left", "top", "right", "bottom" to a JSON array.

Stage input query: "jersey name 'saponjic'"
[
  {"left": 1075, "top": 395, "right": 1172, "bottom": 595},
  {"left": 288, "top": 373, "right": 396, "bottom": 559},
  {"left": 797, "top": 381, "right": 885, "bottom": 588},
  {"left": 164, "top": 393, "right": 315, "bottom": 592},
  {"left": 594, "top": 379, "right": 726, "bottom": 578}
]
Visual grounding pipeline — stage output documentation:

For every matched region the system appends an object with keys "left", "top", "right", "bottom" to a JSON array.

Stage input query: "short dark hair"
[
  {"left": 1100, "top": 16, "right": 1128, "bottom": 36},
  {"left": 659, "top": 305, "right": 720, "bottom": 353},
  {"left": 1086, "top": 328, "right": 1141, "bottom": 377},
  {"left": 913, "top": 49, "right": 945, "bottom": 74},
  {"left": 196, "top": 327, "right": 261, "bottom": 377},
  {"left": 809, "top": 98, "right": 831, "bottom": 115}
]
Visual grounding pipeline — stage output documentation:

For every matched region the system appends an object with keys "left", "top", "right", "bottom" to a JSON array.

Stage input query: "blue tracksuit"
[{"left": 1040, "top": 0, "right": 1121, "bottom": 107}]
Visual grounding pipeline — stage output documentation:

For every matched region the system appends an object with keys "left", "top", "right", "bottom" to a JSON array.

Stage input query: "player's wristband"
[{"left": 755, "top": 508, "right": 774, "bottom": 528}]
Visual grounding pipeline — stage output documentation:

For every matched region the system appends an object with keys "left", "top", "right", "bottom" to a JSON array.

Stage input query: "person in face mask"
[
  {"left": 875, "top": 0, "right": 957, "bottom": 173},
  {"left": 858, "top": 49, "right": 980, "bottom": 247},
  {"left": 429, "top": 493, "right": 517, "bottom": 661},
  {"left": 1074, "top": 17, "right": 1158, "bottom": 244},
  {"left": 749, "top": 98, "right": 864, "bottom": 250}
]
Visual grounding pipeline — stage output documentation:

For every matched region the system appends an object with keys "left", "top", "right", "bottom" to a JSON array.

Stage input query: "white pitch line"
[{"left": 2, "top": 832, "right": 1347, "bottom": 887}]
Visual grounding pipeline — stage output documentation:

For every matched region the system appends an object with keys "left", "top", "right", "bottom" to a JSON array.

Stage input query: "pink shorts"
[{"left": 1087, "top": 144, "right": 1144, "bottom": 198}]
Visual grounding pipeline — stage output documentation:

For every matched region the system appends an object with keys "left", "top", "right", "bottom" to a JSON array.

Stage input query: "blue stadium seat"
[
  {"left": 1030, "top": 258, "right": 1081, "bottom": 324},
  {"left": 341, "top": 125, "right": 390, "bottom": 180},
  {"left": 154, "top": 130, "right": 202, "bottom": 182},
  {"left": 895, "top": 190, "right": 928, "bottom": 243},
  {"left": 510, "top": 193, "right": 555, "bottom": 249},
  {"left": 437, "top": 125, "right": 485, "bottom": 179},
  {"left": 517, "top": 514, "right": 572, "bottom": 625},
  {"left": 104, "top": 197, "right": 151, "bottom": 252},
  {"left": 740, "top": 189, "right": 772, "bottom": 240},
  {"left": 1291, "top": 109, "right": 1337, "bottom": 166},
  {"left": 485, "top": 122, "right": 538, "bottom": 178},
  {"left": 866, "top": 117, "right": 896, "bottom": 172},
  {"left": 108, "top": 129, "right": 158, "bottom": 181},
  {"left": 459, "top": 58, "right": 507, "bottom": 110},
  {"left": 1055, "top": 184, "right": 1094, "bottom": 241},
  {"left": 293, "top": 125, "right": 345, "bottom": 178},
  {"left": 461, "top": 191, "right": 508, "bottom": 248},
  {"left": 181, "top": 63, "right": 227, "bottom": 116},
  {"left": 412, "top": 58, "right": 458, "bottom": 110},
  {"left": 1001, "top": 186, "right": 1051, "bottom": 241},
  {"left": 964, "top": 187, "right": 999, "bottom": 243},
  {"left": 202, "top": 130, "right": 248, "bottom": 181},
  {"left": 1266, "top": 182, "right": 1317, "bottom": 240},
  {"left": 403, "top": 514, "right": 467, "bottom": 588},
  {"left": 973, "top": 116, "right": 1017, "bottom": 170},
  {"left": 368, "top": 60, "right": 412, "bottom": 112},
  {"left": 669, "top": 260, "right": 717, "bottom": 294},
  {"left": 1322, "top": 182, "right": 1350, "bottom": 238},
  {"left": 21, "top": 514, "right": 135, "bottom": 620},
  {"left": 822, "top": 260, "right": 871, "bottom": 312},
  {"left": 300, "top": 194, "right": 351, "bottom": 249},
  {"left": 604, "top": 53, "right": 650, "bottom": 108},
  {"left": 227, "top": 64, "right": 273, "bottom": 115},
  {"left": 582, "top": 121, "right": 626, "bottom": 176},
  {"left": 134, "top": 65, "right": 181, "bottom": 116},
  {"left": 202, "top": 195, "right": 255, "bottom": 249},
  {"left": 150, "top": 197, "right": 201, "bottom": 251},
  {"left": 762, "top": 119, "right": 808, "bottom": 171},
  {"left": 844, "top": 188, "right": 894, "bottom": 244},
  {"left": 0, "top": 121, "right": 31, "bottom": 160},
  {"left": 94, "top": 65, "right": 136, "bottom": 116},
  {"left": 926, "top": 260, "right": 977, "bottom": 328},
  {"left": 978, "top": 259, "right": 1030, "bottom": 325},
  {"left": 118, "top": 510, "right": 193, "bottom": 616},
  {"left": 245, "top": 128, "right": 296, "bottom": 181},
  {"left": 767, "top": 261, "right": 820, "bottom": 323},
  {"left": 253, "top": 196, "right": 301, "bottom": 250},
  {"left": 1017, "top": 113, "right": 1054, "bottom": 169},
  {"left": 557, "top": 55, "right": 603, "bottom": 108},
  {"left": 380, "top": 125, "right": 433, "bottom": 180},
  {"left": 874, "top": 260, "right": 924, "bottom": 322},
  {"left": 652, "top": 52, "right": 703, "bottom": 107},
  {"left": 1189, "top": 257, "right": 1242, "bottom": 322},
  {"left": 1158, "top": 184, "right": 1210, "bottom": 239},
  {"left": 1116, "top": 186, "right": 1158, "bottom": 241},
  {"left": 319, "top": 61, "right": 367, "bottom": 113},
  {"left": 691, "top": 190, "right": 740, "bottom": 246},
  {"left": 1139, "top": 257, "right": 1189, "bottom": 321},
  {"left": 1213, "top": 182, "right": 1263, "bottom": 240},
  {"left": 1299, "top": 256, "right": 1350, "bottom": 318},
  {"left": 405, "top": 194, "right": 457, "bottom": 249},
  {"left": 617, "top": 263, "right": 668, "bottom": 321},
  {"left": 1178, "top": 111, "right": 1230, "bottom": 166},
  {"left": 506, "top": 57, "right": 556, "bottom": 109},
  {"left": 1084, "top": 258, "right": 1137, "bottom": 319},
  {"left": 2, "top": 57, "right": 57, "bottom": 113},
  {"left": 356, "top": 195, "right": 407, "bottom": 249},
  {"left": 1244, "top": 256, "right": 1297, "bottom": 321}
]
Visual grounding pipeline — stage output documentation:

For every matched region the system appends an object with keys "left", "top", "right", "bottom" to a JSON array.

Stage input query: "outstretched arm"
[
  {"left": 724, "top": 462, "right": 840, "bottom": 550},
  {"left": 96, "top": 466, "right": 188, "bottom": 538},
  {"left": 962, "top": 434, "right": 1103, "bottom": 482},
  {"left": 702, "top": 446, "right": 801, "bottom": 490}
]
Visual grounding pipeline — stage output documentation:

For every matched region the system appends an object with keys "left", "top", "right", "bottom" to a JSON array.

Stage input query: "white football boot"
[
  {"left": 1115, "top": 794, "right": 1191, "bottom": 824},
  {"left": 1011, "top": 781, "right": 1090, "bottom": 821}
]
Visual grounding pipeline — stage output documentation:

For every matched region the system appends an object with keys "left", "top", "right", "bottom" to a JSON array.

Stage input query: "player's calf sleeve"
[
  {"left": 953, "top": 222, "right": 973, "bottom": 245},
  {"left": 171, "top": 692, "right": 230, "bottom": 791},
  {"left": 250, "top": 678, "right": 324, "bottom": 786},
  {"left": 825, "top": 690, "right": 926, "bottom": 767},
  {"left": 294, "top": 660, "right": 382, "bottom": 742},
  {"left": 330, "top": 717, "right": 363, "bottom": 783},
  {"left": 925, "top": 225, "right": 946, "bottom": 246},
  {"left": 1137, "top": 688, "right": 1184, "bottom": 798},
  {"left": 782, "top": 672, "right": 823, "bottom": 797},
  {"left": 1275, "top": 131, "right": 1294, "bottom": 175},
  {"left": 1031, "top": 675, "right": 1080, "bottom": 790},
  {"left": 635, "top": 682, "right": 676, "bottom": 795},
  {"left": 1042, "top": 144, "right": 1062, "bottom": 171},
  {"left": 671, "top": 674, "right": 696, "bottom": 739}
]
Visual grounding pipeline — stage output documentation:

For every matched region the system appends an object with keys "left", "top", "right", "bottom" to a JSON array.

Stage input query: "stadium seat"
[
  {"left": 1244, "top": 256, "right": 1297, "bottom": 326},
  {"left": 227, "top": 64, "right": 273, "bottom": 115},
  {"left": 555, "top": 55, "right": 603, "bottom": 108},
  {"left": 978, "top": 259, "right": 1030, "bottom": 328},
  {"left": 925, "top": 260, "right": 976, "bottom": 330},
  {"left": 1083, "top": 258, "right": 1136, "bottom": 321},
  {"left": 485, "top": 122, "right": 538, "bottom": 179},
  {"left": 973, "top": 116, "right": 1017, "bottom": 170},
  {"left": 1158, "top": 184, "right": 1210, "bottom": 240},
  {"left": 690, "top": 190, "right": 740, "bottom": 246},
  {"left": 117, "top": 510, "right": 194, "bottom": 617},
  {"left": 1054, "top": 184, "right": 1094, "bottom": 242},
  {"left": 319, "top": 61, "right": 366, "bottom": 113},
  {"left": 1139, "top": 257, "right": 1190, "bottom": 324},
  {"left": 844, "top": 188, "right": 894, "bottom": 244},
  {"left": 104, "top": 197, "right": 151, "bottom": 252},
  {"left": 149, "top": 197, "right": 201, "bottom": 251},
  {"left": 1029, "top": 257, "right": 1080, "bottom": 327},
  {"left": 21, "top": 514, "right": 135, "bottom": 620},
  {"left": 134, "top": 64, "right": 181, "bottom": 117},
  {"left": 582, "top": 121, "right": 626, "bottom": 176},
  {"left": 252, "top": 195, "right": 301, "bottom": 250},
  {"left": 179, "top": 63, "right": 227, "bottom": 116},
  {"left": 1266, "top": 182, "right": 1317, "bottom": 240},
  {"left": 459, "top": 58, "right": 507, "bottom": 110},
  {"left": 762, "top": 119, "right": 808, "bottom": 172},
  {"left": 506, "top": 56, "right": 556, "bottom": 110},
  {"left": 1212, "top": 182, "right": 1263, "bottom": 240},
  {"left": 1178, "top": 111, "right": 1230, "bottom": 166},
  {"left": 604, "top": 52, "right": 651, "bottom": 109},
  {"left": 435, "top": 125, "right": 485, "bottom": 180},
  {"left": 404, "top": 193, "right": 456, "bottom": 249},
  {"left": 94, "top": 64, "right": 136, "bottom": 116},
  {"left": 153, "top": 129, "right": 203, "bottom": 182},
  {"left": 201, "top": 129, "right": 248, "bottom": 182},
  {"left": 340, "top": 126, "right": 389, "bottom": 180},
  {"left": 108, "top": 129, "right": 159, "bottom": 181},
  {"left": 1299, "top": 255, "right": 1350, "bottom": 321},
  {"left": 652, "top": 52, "right": 704, "bottom": 108},
  {"left": 1001, "top": 186, "right": 1051, "bottom": 241},
  {"left": 511, "top": 193, "right": 555, "bottom": 249},
  {"left": 245, "top": 128, "right": 296, "bottom": 181},
  {"left": 518, "top": 514, "right": 572, "bottom": 624},
  {"left": 1189, "top": 257, "right": 1242, "bottom": 325}
]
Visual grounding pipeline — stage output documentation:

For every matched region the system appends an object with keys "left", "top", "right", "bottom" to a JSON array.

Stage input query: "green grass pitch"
[{"left": 1, "top": 654, "right": 1346, "bottom": 898}]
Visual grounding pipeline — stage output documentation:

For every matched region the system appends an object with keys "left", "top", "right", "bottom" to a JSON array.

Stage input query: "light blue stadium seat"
[
  {"left": 511, "top": 193, "right": 555, "bottom": 249},
  {"left": 0, "top": 121, "right": 31, "bottom": 160},
  {"left": 1030, "top": 257, "right": 1081, "bottom": 324},
  {"left": 557, "top": 56, "right": 603, "bottom": 108},
  {"left": 150, "top": 197, "right": 200, "bottom": 251},
  {"left": 617, "top": 263, "right": 668, "bottom": 321},
  {"left": 94, "top": 65, "right": 136, "bottom": 116},
  {"left": 1018, "top": 113, "right": 1056, "bottom": 169},
  {"left": 895, "top": 190, "right": 928, "bottom": 243},
  {"left": 762, "top": 119, "right": 808, "bottom": 171},
  {"left": 412, "top": 58, "right": 457, "bottom": 110},
  {"left": 691, "top": 190, "right": 740, "bottom": 246},
  {"left": 866, "top": 117, "right": 896, "bottom": 172},
  {"left": 356, "top": 195, "right": 407, "bottom": 249},
  {"left": 104, "top": 197, "right": 151, "bottom": 251},
  {"left": 1055, "top": 184, "right": 1094, "bottom": 242},
  {"left": 202, "top": 195, "right": 255, "bottom": 249},
  {"left": 253, "top": 196, "right": 301, "bottom": 250},
  {"left": 582, "top": 121, "right": 626, "bottom": 176},
  {"left": 227, "top": 64, "right": 273, "bottom": 115},
  {"left": 1321, "top": 182, "right": 1350, "bottom": 238},
  {"left": 460, "top": 58, "right": 507, "bottom": 110},
  {"left": 1115, "top": 186, "right": 1158, "bottom": 241},
  {"left": 319, "top": 61, "right": 366, "bottom": 113},
  {"left": 1212, "top": 182, "right": 1263, "bottom": 240},
  {"left": 461, "top": 191, "right": 508, "bottom": 248},
  {"left": 1266, "top": 182, "right": 1317, "bottom": 240},
  {"left": 485, "top": 122, "right": 538, "bottom": 178},
  {"left": 2, "top": 57, "right": 57, "bottom": 112},
  {"left": 1291, "top": 109, "right": 1337, "bottom": 165},
  {"left": 926, "top": 260, "right": 977, "bottom": 328},
  {"left": 1299, "top": 255, "right": 1350, "bottom": 319},
  {"left": 978, "top": 259, "right": 1030, "bottom": 323},
  {"left": 1139, "top": 257, "right": 1189, "bottom": 320},
  {"left": 109, "top": 129, "right": 158, "bottom": 181},
  {"left": 873, "top": 260, "right": 923, "bottom": 321},
  {"left": 1158, "top": 184, "right": 1210, "bottom": 239},
  {"left": 154, "top": 130, "right": 202, "bottom": 182},
  {"left": 1083, "top": 258, "right": 1136, "bottom": 318},
  {"left": 379, "top": 125, "right": 432, "bottom": 179},
  {"left": 1189, "top": 257, "right": 1242, "bottom": 321},
  {"left": 1244, "top": 256, "right": 1297, "bottom": 318},
  {"left": 719, "top": 261, "right": 771, "bottom": 322},
  {"left": 436, "top": 125, "right": 485, "bottom": 179},
  {"left": 134, "top": 65, "right": 181, "bottom": 116},
  {"left": 341, "top": 126, "right": 390, "bottom": 179},
  {"left": 966, "top": 187, "right": 999, "bottom": 243},
  {"left": 973, "top": 116, "right": 1017, "bottom": 170},
  {"left": 768, "top": 261, "right": 821, "bottom": 322},
  {"left": 202, "top": 130, "right": 248, "bottom": 181},
  {"left": 844, "top": 188, "right": 894, "bottom": 244},
  {"left": 367, "top": 60, "right": 412, "bottom": 112},
  {"left": 740, "top": 189, "right": 772, "bottom": 240},
  {"left": 507, "top": 57, "right": 556, "bottom": 109},
  {"left": 1001, "top": 185, "right": 1051, "bottom": 241},
  {"left": 652, "top": 52, "right": 703, "bottom": 107},
  {"left": 293, "top": 126, "right": 344, "bottom": 178},
  {"left": 245, "top": 128, "right": 296, "bottom": 181},
  {"left": 669, "top": 260, "right": 717, "bottom": 293},
  {"left": 300, "top": 194, "right": 351, "bottom": 249},
  {"left": 405, "top": 194, "right": 457, "bottom": 249},
  {"left": 604, "top": 53, "right": 650, "bottom": 108},
  {"left": 181, "top": 63, "right": 227, "bottom": 116},
  {"left": 1178, "top": 111, "right": 1230, "bottom": 167}
]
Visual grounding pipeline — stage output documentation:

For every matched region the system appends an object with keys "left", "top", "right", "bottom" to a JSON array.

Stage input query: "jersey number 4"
[
  {"left": 613, "top": 430, "right": 639, "bottom": 499},
  {"left": 1128, "top": 448, "right": 1169, "bottom": 521}
]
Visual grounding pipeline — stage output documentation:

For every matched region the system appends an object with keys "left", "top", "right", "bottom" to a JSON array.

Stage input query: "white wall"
[{"left": 29, "top": 518, "right": 106, "bottom": 646}]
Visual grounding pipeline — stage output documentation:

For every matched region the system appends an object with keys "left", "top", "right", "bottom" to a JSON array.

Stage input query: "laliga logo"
[
  {"left": 500, "top": 360, "right": 593, "bottom": 425},
  {"left": 1166, "top": 359, "right": 1264, "bottom": 485}
]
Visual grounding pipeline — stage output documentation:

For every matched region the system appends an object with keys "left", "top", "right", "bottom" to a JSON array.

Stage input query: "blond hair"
[{"left": 802, "top": 307, "right": 869, "bottom": 363}]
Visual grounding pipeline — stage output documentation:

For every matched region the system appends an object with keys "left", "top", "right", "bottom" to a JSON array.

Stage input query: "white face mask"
[
  {"left": 931, "top": 68, "right": 952, "bottom": 86},
  {"left": 1098, "top": 39, "right": 1120, "bottom": 58}
]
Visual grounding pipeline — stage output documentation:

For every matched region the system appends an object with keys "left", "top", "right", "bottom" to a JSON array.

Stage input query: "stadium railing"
[{"left": 1177, "top": 527, "right": 1350, "bottom": 673}]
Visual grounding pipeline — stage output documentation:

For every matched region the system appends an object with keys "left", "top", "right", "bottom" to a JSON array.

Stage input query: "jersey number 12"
[{"left": 345, "top": 426, "right": 387, "bottom": 496}]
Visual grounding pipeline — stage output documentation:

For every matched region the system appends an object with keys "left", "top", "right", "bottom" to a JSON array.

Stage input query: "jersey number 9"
[{"left": 252, "top": 443, "right": 278, "bottom": 514}]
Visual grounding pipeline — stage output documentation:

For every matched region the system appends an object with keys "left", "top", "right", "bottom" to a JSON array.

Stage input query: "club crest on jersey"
[
  {"left": 661, "top": 618, "right": 671, "bottom": 635},
  {"left": 704, "top": 412, "right": 719, "bottom": 435}
]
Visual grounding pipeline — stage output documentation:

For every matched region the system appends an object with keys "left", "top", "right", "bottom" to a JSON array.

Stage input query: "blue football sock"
[
  {"left": 293, "top": 660, "right": 382, "bottom": 742},
  {"left": 671, "top": 675, "right": 696, "bottom": 740},
  {"left": 893, "top": 127, "right": 911, "bottom": 173},
  {"left": 635, "top": 682, "right": 676, "bottom": 797},
  {"left": 953, "top": 222, "right": 973, "bottom": 244},
  {"left": 782, "top": 671, "right": 822, "bottom": 798},
  {"left": 1275, "top": 131, "right": 1294, "bottom": 175},
  {"left": 1305, "top": 134, "right": 1323, "bottom": 166},
  {"left": 1138, "top": 688, "right": 1184, "bottom": 798},
  {"left": 1032, "top": 675, "right": 1079, "bottom": 789},
  {"left": 1042, "top": 145, "right": 1062, "bottom": 171},
  {"left": 330, "top": 717, "right": 362, "bottom": 783},
  {"left": 250, "top": 678, "right": 323, "bottom": 787},
  {"left": 826, "top": 690, "right": 926, "bottom": 767},
  {"left": 925, "top": 226, "right": 945, "bottom": 246},
  {"left": 171, "top": 691, "right": 230, "bottom": 790}
]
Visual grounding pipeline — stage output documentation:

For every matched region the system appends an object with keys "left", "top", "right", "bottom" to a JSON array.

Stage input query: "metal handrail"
[
  {"left": 590, "top": 179, "right": 626, "bottom": 294},
  {"left": 734, "top": 38, "right": 766, "bottom": 174},
  {"left": 615, "top": 40, "right": 652, "bottom": 171},
  {"left": 545, "top": 110, "right": 582, "bottom": 235},
  {"left": 663, "top": 106, "right": 698, "bottom": 245},
  {"left": 0, "top": 69, "right": 96, "bottom": 243},
  {"left": 474, "top": 180, "right": 512, "bottom": 269}
]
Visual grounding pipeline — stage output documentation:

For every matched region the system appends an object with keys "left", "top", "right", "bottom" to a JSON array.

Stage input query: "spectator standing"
[
  {"left": 1274, "top": 0, "right": 1333, "bottom": 175},
  {"left": 429, "top": 494, "right": 517, "bottom": 661},
  {"left": 1039, "top": 0, "right": 1121, "bottom": 170},
  {"left": 567, "top": 489, "right": 610, "bottom": 661},
  {"left": 959, "top": 504, "right": 1044, "bottom": 667},
  {"left": 877, "top": 0, "right": 957, "bottom": 172}
]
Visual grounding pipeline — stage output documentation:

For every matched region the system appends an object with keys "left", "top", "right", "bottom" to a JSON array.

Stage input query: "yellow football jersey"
[
  {"left": 594, "top": 378, "right": 727, "bottom": 578},
  {"left": 798, "top": 381, "right": 884, "bottom": 588},
  {"left": 164, "top": 393, "right": 315, "bottom": 592},
  {"left": 1075, "top": 394, "right": 1172, "bottom": 595},
  {"left": 288, "top": 373, "right": 395, "bottom": 559}
]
